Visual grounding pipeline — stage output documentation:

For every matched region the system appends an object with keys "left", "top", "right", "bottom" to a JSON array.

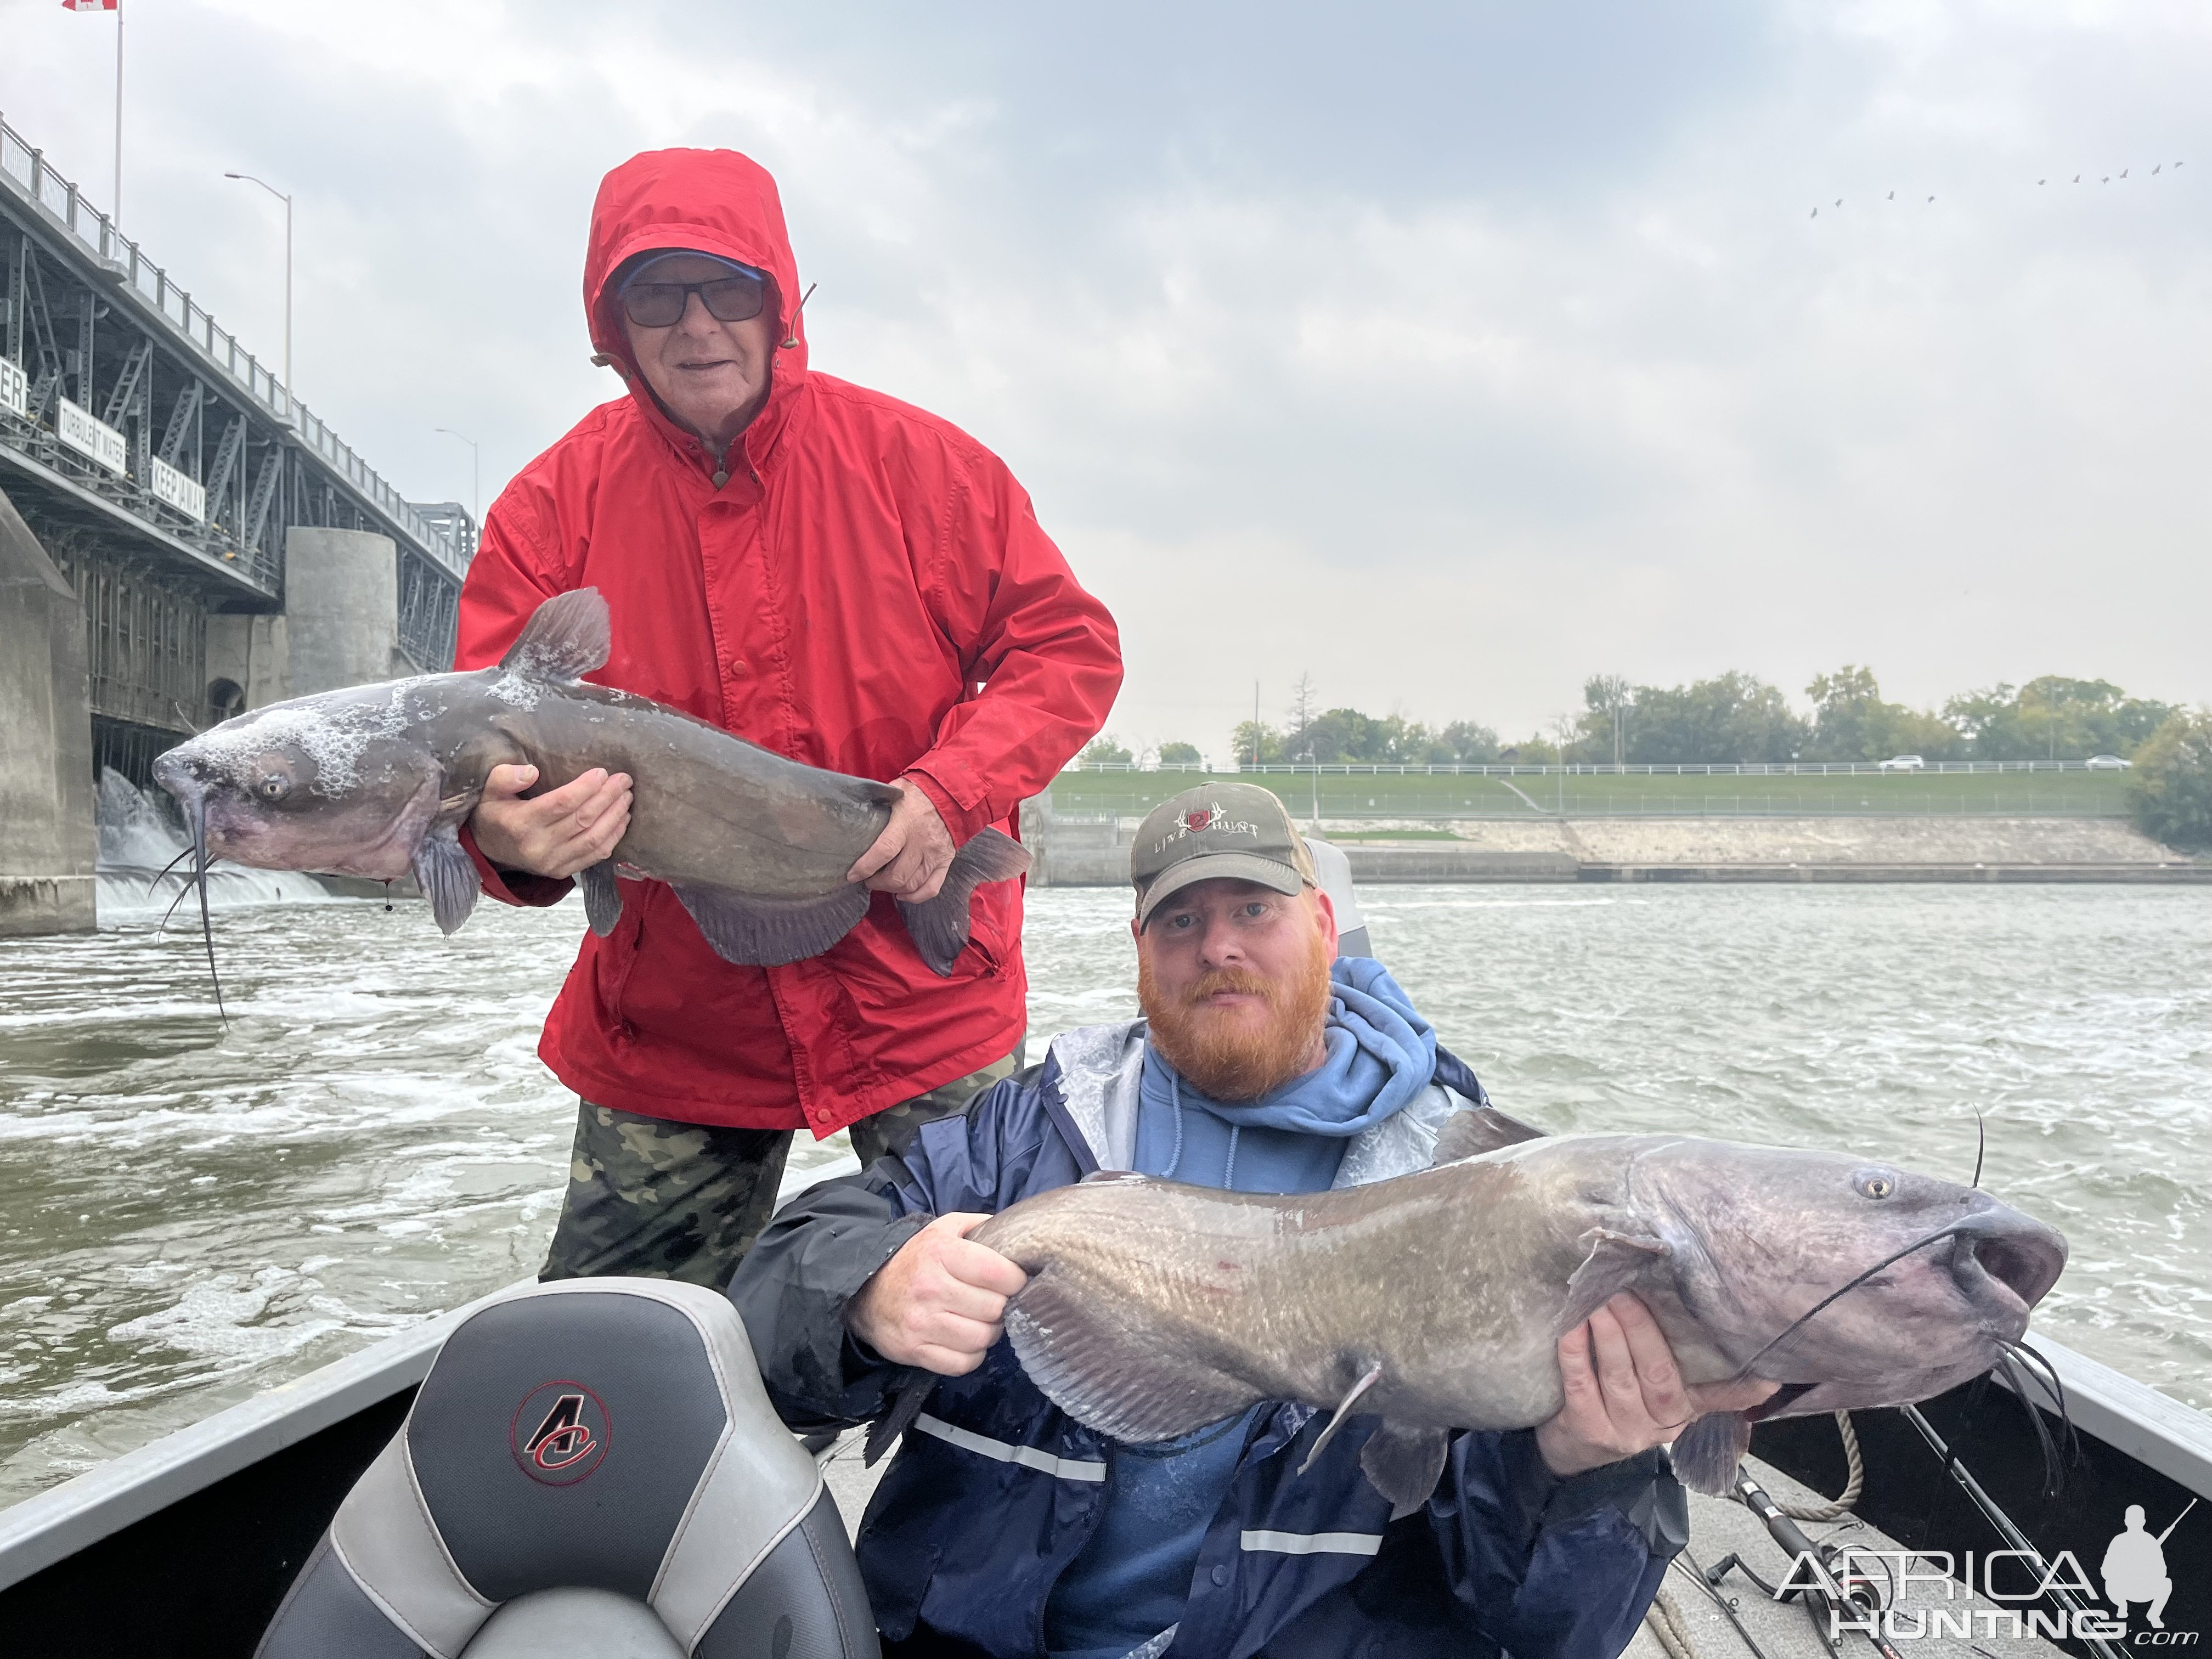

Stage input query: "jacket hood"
[{"left": 583, "top": 148, "right": 809, "bottom": 464}]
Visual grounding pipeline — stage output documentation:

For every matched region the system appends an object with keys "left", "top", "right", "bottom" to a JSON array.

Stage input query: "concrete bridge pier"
[
  {"left": 0, "top": 486, "right": 96, "bottom": 935},
  {"left": 278, "top": 526, "right": 414, "bottom": 696},
  {"left": 0, "top": 484, "right": 420, "bottom": 939},
  {"left": 200, "top": 527, "right": 412, "bottom": 714}
]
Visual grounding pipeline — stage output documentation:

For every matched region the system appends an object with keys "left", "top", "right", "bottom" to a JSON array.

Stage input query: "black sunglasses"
[{"left": 618, "top": 268, "right": 770, "bottom": 329}]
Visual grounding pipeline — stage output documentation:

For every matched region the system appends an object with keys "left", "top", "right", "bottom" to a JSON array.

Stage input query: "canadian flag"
[{"left": 61, "top": 1, "right": 119, "bottom": 10}]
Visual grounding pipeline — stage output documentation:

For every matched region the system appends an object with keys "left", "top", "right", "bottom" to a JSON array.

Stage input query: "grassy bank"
[{"left": 1043, "top": 770, "right": 2131, "bottom": 819}]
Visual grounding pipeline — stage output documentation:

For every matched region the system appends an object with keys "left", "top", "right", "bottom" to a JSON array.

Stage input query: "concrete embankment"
[{"left": 1020, "top": 804, "right": 2208, "bottom": 886}]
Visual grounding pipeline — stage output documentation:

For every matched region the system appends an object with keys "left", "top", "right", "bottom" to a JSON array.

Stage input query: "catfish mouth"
[
  {"left": 167, "top": 771, "right": 438, "bottom": 883},
  {"left": 1737, "top": 1207, "right": 2068, "bottom": 1422},
  {"left": 1748, "top": 1382, "right": 1819, "bottom": 1421},
  {"left": 1948, "top": 1215, "right": 2067, "bottom": 1328},
  {"left": 210, "top": 785, "right": 433, "bottom": 881}
]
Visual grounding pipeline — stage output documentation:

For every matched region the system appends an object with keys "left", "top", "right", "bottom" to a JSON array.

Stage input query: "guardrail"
[{"left": 0, "top": 111, "right": 466, "bottom": 580}]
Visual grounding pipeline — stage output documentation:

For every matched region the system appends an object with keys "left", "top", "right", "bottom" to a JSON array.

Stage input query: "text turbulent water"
[{"left": 0, "top": 883, "right": 2205, "bottom": 1509}]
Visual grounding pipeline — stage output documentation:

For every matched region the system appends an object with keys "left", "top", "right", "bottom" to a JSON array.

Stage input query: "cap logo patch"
[
  {"left": 511, "top": 1379, "right": 612, "bottom": 1486},
  {"left": 1151, "top": 800, "right": 1262, "bottom": 856}
]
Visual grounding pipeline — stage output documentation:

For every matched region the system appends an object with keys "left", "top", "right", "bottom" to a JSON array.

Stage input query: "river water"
[{"left": 1, "top": 879, "right": 2205, "bottom": 1510}]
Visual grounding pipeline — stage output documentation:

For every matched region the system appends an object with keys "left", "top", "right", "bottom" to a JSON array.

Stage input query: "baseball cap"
[{"left": 1131, "top": 782, "right": 1318, "bottom": 930}]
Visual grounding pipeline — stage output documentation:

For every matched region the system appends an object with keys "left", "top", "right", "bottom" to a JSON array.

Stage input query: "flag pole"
[{"left": 112, "top": 1, "right": 123, "bottom": 227}]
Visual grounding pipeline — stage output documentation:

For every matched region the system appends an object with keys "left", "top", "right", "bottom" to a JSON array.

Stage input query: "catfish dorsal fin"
[
  {"left": 1432, "top": 1106, "right": 1547, "bottom": 1165},
  {"left": 500, "top": 588, "right": 611, "bottom": 681}
]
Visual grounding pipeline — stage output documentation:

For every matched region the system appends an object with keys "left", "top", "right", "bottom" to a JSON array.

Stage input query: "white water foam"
[{"left": 93, "top": 769, "right": 342, "bottom": 926}]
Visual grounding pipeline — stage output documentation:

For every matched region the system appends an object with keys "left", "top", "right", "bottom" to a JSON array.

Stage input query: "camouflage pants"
[{"left": 539, "top": 1052, "right": 1019, "bottom": 1288}]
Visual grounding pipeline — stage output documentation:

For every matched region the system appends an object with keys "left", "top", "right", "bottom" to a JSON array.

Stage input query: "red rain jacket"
[{"left": 454, "top": 149, "right": 1121, "bottom": 1137}]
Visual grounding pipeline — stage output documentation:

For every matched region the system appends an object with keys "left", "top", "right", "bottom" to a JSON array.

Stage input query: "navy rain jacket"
[{"left": 729, "top": 1022, "right": 1688, "bottom": 1659}]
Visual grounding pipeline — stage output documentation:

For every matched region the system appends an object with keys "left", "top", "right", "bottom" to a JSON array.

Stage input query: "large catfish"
[
  {"left": 151, "top": 589, "right": 1028, "bottom": 974},
  {"left": 960, "top": 1109, "right": 2067, "bottom": 1515}
]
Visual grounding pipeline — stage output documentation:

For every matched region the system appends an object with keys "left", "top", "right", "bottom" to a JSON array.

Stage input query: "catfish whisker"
[
  {"left": 2005, "top": 1340, "right": 2080, "bottom": 1471},
  {"left": 1971, "top": 1112, "right": 1987, "bottom": 1189},
  {"left": 193, "top": 796, "right": 228, "bottom": 1025},
  {"left": 1729, "top": 1222, "right": 1972, "bottom": 1383},
  {"left": 156, "top": 871, "right": 202, "bottom": 935},
  {"left": 145, "top": 844, "right": 196, "bottom": 896},
  {"left": 1996, "top": 1349, "right": 2063, "bottom": 1497}
]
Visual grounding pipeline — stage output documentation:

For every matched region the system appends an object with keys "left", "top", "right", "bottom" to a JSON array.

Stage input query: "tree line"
[{"left": 1081, "top": 668, "right": 2182, "bottom": 770}]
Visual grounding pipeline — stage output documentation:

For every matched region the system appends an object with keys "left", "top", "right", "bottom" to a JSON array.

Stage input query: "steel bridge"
[{"left": 0, "top": 110, "right": 472, "bottom": 777}]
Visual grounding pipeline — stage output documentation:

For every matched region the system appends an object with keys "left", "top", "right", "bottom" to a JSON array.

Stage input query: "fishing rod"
[
  {"left": 1675, "top": 1545, "right": 1780, "bottom": 1659},
  {"left": 1708, "top": 1469, "right": 1907, "bottom": 1659},
  {"left": 1897, "top": 1404, "right": 2126, "bottom": 1659}
]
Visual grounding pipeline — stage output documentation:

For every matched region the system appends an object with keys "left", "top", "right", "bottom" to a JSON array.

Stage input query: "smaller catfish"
[
  {"left": 153, "top": 588, "right": 1028, "bottom": 974},
  {"left": 948, "top": 1109, "right": 2068, "bottom": 1517}
]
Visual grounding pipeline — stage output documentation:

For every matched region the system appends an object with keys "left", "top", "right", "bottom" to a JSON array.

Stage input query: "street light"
[
  {"left": 436, "top": 427, "right": 481, "bottom": 526},
  {"left": 224, "top": 172, "right": 292, "bottom": 405}
]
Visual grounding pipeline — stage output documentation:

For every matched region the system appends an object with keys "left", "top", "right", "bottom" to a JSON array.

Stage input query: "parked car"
[
  {"left": 1878, "top": 754, "right": 1926, "bottom": 771},
  {"left": 2085, "top": 753, "right": 2132, "bottom": 770}
]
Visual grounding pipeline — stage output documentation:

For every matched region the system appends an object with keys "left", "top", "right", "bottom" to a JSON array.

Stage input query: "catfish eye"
[
  {"left": 257, "top": 773, "right": 291, "bottom": 802},
  {"left": 1854, "top": 1169, "right": 1898, "bottom": 1200}
]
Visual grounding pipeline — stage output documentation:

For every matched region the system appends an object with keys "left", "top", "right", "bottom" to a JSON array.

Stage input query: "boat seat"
[{"left": 256, "top": 1277, "right": 878, "bottom": 1658}]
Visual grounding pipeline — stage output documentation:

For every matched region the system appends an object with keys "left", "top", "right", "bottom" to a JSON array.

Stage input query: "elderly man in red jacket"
[{"left": 454, "top": 148, "right": 1122, "bottom": 1286}]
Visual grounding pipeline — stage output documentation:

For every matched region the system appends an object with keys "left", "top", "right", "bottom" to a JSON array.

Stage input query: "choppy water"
[{"left": 1, "top": 882, "right": 2205, "bottom": 1510}]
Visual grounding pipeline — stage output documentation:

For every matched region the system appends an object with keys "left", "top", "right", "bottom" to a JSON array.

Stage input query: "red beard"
[{"left": 1138, "top": 929, "right": 1333, "bottom": 1103}]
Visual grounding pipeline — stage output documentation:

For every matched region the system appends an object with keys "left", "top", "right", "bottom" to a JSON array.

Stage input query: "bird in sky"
[
  {"left": 1835, "top": 198, "right": 1843, "bottom": 206},
  {"left": 2120, "top": 168, "right": 2129, "bottom": 179},
  {"left": 2038, "top": 178, "right": 2046, "bottom": 185},
  {"left": 2153, "top": 165, "right": 2162, "bottom": 174},
  {"left": 1810, "top": 206, "right": 1818, "bottom": 217},
  {"left": 2074, "top": 174, "right": 2081, "bottom": 183},
  {"left": 1927, "top": 195, "right": 1936, "bottom": 202},
  {"left": 1887, "top": 190, "right": 1895, "bottom": 199}
]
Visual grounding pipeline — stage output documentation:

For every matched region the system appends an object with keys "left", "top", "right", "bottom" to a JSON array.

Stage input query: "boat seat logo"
[{"left": 510, "top": 1379, "right": 612, "bottom": 1486}]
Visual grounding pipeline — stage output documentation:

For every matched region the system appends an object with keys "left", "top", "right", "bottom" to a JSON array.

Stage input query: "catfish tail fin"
[{"left": 899, "top": 827, "right": 1031, "bottom": 977}]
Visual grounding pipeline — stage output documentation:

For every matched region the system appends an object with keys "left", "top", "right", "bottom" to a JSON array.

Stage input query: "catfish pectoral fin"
[
  {"left": 1667, "top": 1410, "right": 1753, "bottom": 1494},
  {"left": 1359, "top": 1422, "right": 1451, "bottom": 1520},
  {"left": 865, "top": 1369, "right": 937, "bottom": 1467},
  {"left": 1001, "top": 1268, "right": 1255, "bottom": 1443},
  {"left": 411, "top": 826, "right": 482, "bottom": 936},
  {"left": 578, "top": 860, "right": 622, "bottom": 937},
  {"left": 898, "top": 827, "right": 1032, "bottom": 977},
  {"left": 1556, "top": 1226, "right": 1671, "bottom": 1335},
  {"left": 669, "top": 881, "right": 868, "bottom": 966},
  {"left": 1299, "top": 1362, "right": 1385, "bottom": 1475}
]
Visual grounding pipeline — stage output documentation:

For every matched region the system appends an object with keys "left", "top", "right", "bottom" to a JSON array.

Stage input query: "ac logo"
[{"left": 509, "top": 1379, "right": 612, "bottom": 1486}]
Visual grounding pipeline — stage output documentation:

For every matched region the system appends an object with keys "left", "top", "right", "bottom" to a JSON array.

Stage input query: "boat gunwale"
[
  {"left": 0, "top": 1151, "right": 862, "bottom": 1593},
  {"left": 3, "top": 1152, "right": 2207, "bottom": 1594}
]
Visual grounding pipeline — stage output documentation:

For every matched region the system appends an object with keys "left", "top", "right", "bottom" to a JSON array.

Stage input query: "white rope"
[
  {"left": 1644, "top": 1585, "right": 1700, "bottom": 1659},
  {"left": 1774, "top": 1410, "right": 1863, "bottom": 1523}
]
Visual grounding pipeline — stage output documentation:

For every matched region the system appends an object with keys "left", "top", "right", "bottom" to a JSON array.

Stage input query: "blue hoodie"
[{"left": 1045, "top": 958, "right": 1438, "bottom": 1659}]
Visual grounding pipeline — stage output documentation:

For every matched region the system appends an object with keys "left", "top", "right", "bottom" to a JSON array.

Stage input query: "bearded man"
[{"left": 730, "top": 783, "right": 1772, "bottom": 1659}]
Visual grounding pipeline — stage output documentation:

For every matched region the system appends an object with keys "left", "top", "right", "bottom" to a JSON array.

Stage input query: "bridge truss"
[{"left": 0, "top": 112, "right": 472, "bottom": 764}]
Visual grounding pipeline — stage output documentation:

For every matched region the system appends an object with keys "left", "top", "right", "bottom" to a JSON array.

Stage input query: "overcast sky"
[{"left": 5, "top": 0, "right": 2206, "bottom": 758}]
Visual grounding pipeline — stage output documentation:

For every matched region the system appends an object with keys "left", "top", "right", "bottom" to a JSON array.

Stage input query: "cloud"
[{"left": 4, "top": 0, "right": 2205, "bottom": 758}]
